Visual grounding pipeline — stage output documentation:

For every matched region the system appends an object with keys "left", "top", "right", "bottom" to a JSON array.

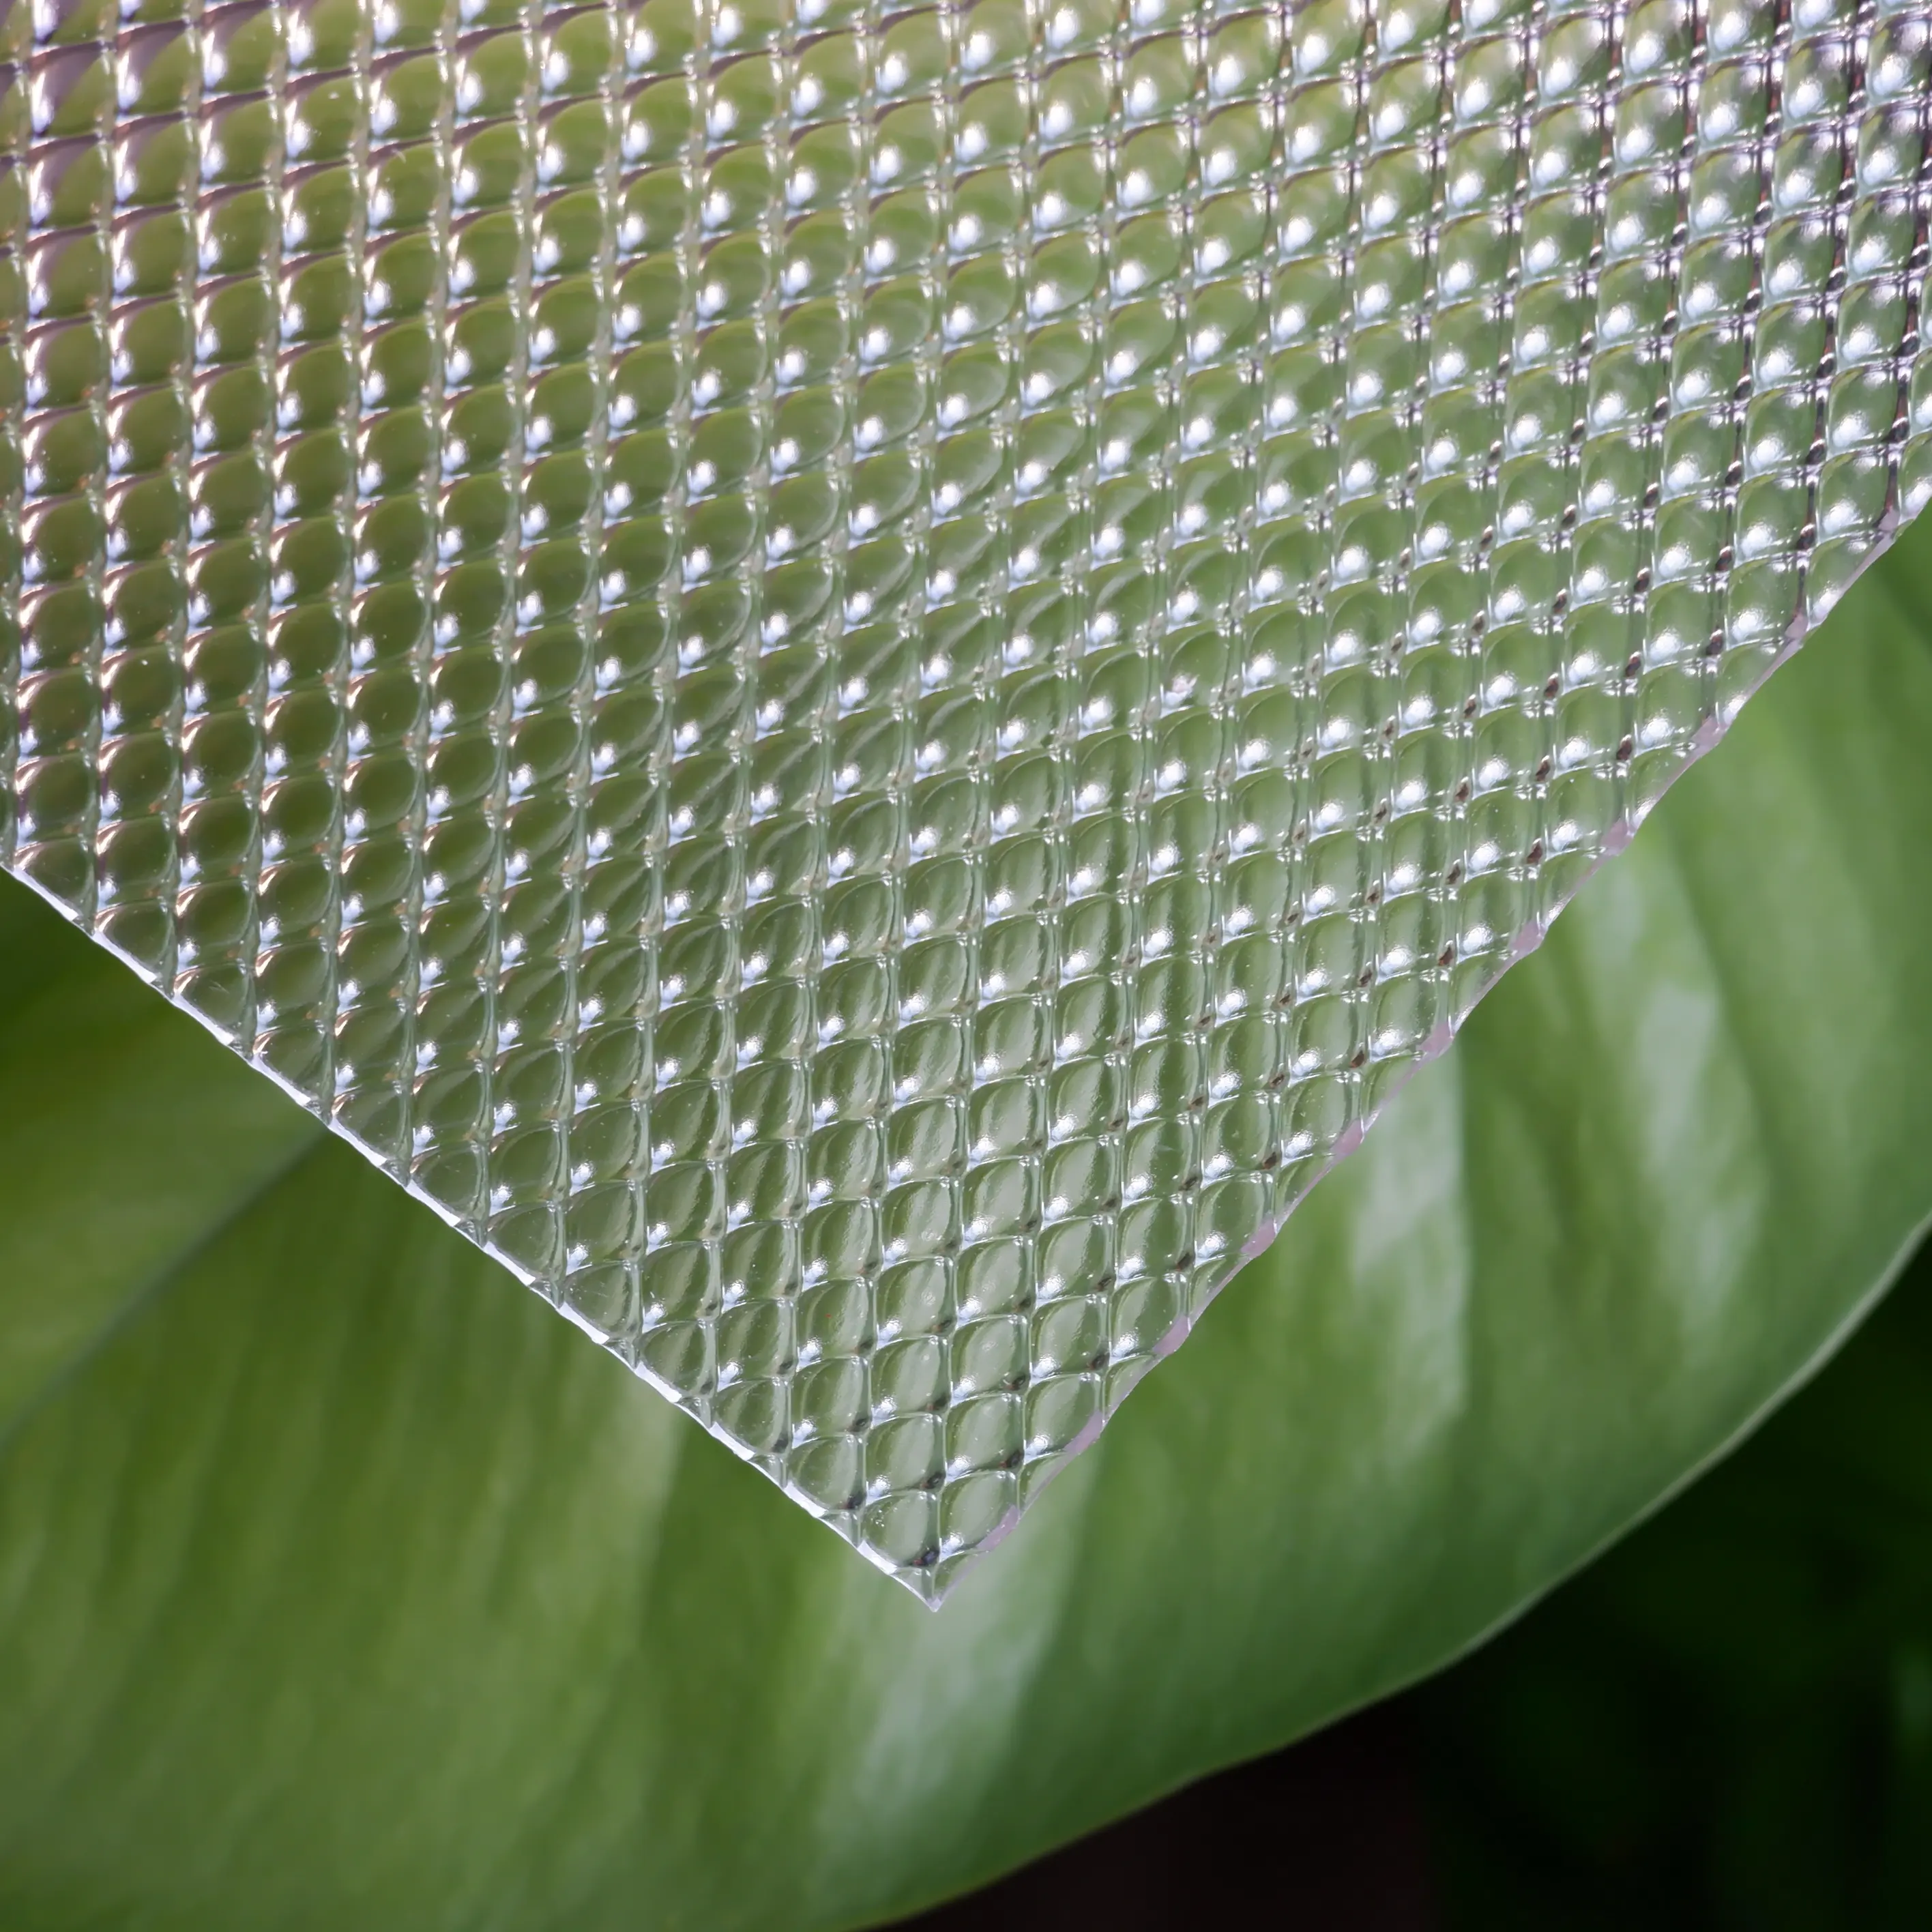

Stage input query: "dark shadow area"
[
  {"left": 899, "top": 1702, "right": 1435, "bottom": 1931},
  {"left": 893, "top": 1234, "right": 1932, "bottom": 1929}
]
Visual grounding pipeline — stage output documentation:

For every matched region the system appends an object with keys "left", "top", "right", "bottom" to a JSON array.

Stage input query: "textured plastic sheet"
[{"left": 3, "top": 0, "right": 1927, "bottom": 1598}]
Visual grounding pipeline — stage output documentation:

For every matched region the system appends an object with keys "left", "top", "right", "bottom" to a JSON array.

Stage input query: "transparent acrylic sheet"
[{"left": 3, "top": 0, "right": 1927, "bottom": 1598}]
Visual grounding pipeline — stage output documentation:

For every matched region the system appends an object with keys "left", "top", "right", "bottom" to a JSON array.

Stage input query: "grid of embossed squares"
[
  {"left": 614, "top": 0, "right": 1240, "bottom": 1574},
  {"left": 0, "top": 0, "right": 661, "bottom": 1275},
  {"left": 5, "top": 0, "right": 1932, "bottom": 1594}
]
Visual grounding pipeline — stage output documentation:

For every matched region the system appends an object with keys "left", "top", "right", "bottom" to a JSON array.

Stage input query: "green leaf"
[
  {"left": 1413, "top": 1229, "right": 1932, "bottom": 1930},
  {"left": 3, "top": 525, "right": 1932, "bottom": 1929}
]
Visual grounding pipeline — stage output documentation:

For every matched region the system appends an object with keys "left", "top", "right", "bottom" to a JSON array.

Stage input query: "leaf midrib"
[{"left": 0, "top": 1128, "right": 328, "bottom": 1476}]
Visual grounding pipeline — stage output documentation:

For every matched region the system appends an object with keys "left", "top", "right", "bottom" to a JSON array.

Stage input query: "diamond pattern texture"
[{"left": 3, "top": 0, "right": 1929, "bottom": 1597}]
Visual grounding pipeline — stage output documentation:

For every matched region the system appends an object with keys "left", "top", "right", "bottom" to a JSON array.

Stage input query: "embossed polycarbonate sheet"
[{"left": 3, "top": 0, "right": 1929, "bottom": 1598}]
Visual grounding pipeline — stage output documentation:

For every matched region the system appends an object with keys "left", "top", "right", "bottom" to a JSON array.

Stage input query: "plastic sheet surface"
[{"left": 4, "top": 0, "right": 1927, "bottom": 1596}]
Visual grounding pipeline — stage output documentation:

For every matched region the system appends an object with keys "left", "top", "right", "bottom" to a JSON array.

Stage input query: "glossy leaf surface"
[
  {"left": 3, "top": 533, "right": 1932, "bottom": 1927},
  {"left": 1416, "top": 1233, "right": 1932, "bottom": 1931}
]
